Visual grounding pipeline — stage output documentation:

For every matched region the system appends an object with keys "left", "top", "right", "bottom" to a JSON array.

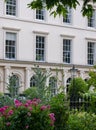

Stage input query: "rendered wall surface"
[{"left": 0, "top": 0, "right": 95, "bottom": 93}]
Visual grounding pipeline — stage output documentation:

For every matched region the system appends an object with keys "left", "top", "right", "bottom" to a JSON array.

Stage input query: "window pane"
[
  {"left": 88, "top": 10, "right": 95, "bottom": 27},
  {"left": 87, "top": 42, "right": 94, "bottom": 65},
  {"left": 36, "top": 36, "right": 45, "bottom": 61},
  {"left": 63, "top": 7, "right": 71, "bottom": 23},
  {"left": 30, "top": 76, "right": 36, "bottom": 87},
  {"left": 9, "top": 75, "right": 19, "bottom": 96},
  {"left": 6, "top": 0, "right": 16, "bottom": 16},
  {"left": 66, "top": 78, "right": 72, "bottom": 93},
  {"left": 49, "top": 77, "right": 57, "bottom": 97},
  {"left": 63, "top": 39, "right": 71, "bottom": 63},
  {"left": 5, "top": 32, "right": 16, "bottom": 59},
  {"left": 36, "top": 9, "right": 45, "bottom": 20}
]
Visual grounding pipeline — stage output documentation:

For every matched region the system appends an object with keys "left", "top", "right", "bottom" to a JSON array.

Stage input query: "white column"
[
  {"left": 20, "top": 81, "right": 25, "bottom": 93},
  {"left": 46, "top": 68, "right": 50, "bottom": 87},
  {"left": 0, "top": 75, "right": 3, "bottom": 93},
  {"left": 25, "top": 67, "right": 31, "bottom": 90},
  {"left": 4, "top": 66, "right": 11, "bottom": 93},
  {"left": 80, "top": 70, "right": 85, "bottom": 79},
  {"left": 63, "top": 69, "right": 68, "bottom": 94}
]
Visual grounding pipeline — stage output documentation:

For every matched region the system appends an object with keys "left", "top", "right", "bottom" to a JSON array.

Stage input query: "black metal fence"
[{"left": 69, "top": 96, "right": 92, "bottom": 111}]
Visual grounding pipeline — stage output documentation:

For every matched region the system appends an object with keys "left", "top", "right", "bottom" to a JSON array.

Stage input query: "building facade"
[{"left": 0, "top": 0, "right": 96, "bottom": 94}]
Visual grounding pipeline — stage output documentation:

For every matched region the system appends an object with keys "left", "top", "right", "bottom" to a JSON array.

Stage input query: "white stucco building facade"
[{"left": 0, "top": 0, "right": 96, "bottom": 94}]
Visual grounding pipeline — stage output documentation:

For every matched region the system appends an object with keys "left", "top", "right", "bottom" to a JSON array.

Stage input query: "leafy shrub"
[
  {"left": 67, "top": 112, "right": 96, "bottom": 130},
  {"left": 69, "top": 77, "right": 88, "bottom": 99},
  {"left": 49, "top": 93, "right": 69, "bottom": 130},
  {"left": 87, "top": 66, "right": 96, "bottom": 88},
  {"left": 0, "top": 95, "right": 14, "bottom": 107},
  {"left": 83, "top": 92, "right": 96, "bottom": 113},
  {"left": 0, "top": 92, "right": 3, "bottom": 97},
  {"left": 0, "top": 98, "right": 55, "bottom": 130},
  {"left": 23, "top": 87, "right": 39, "bottom": 99}
]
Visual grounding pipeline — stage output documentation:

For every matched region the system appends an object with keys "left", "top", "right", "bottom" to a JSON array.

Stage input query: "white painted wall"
[{"left": 0, "top": 1, "right": 96, "bottom": 65}]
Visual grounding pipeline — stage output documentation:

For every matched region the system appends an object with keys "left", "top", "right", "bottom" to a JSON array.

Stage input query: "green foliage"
[
  {"left": 87, "top": 68, "right": 96, "bottom": 89},
  {"left": 0, "top": 92, "right": 3, "bottom": 97},
  {"left": 7, "top": 75, "right": 20, "bottom": 98},
  {"left": 28, "top": 0, "right": 95, "bottom": 17},
  {"left": 0, "top": 99, "right": 55, "bottom": 130},
  {"left": 69, "top": 77, "right": 88, "bottom": 98},
  {"left": 0, "top": 95, "right": 14, "bottom": 107},
  {"left": 49, "top": 93, "right": 69, "bottom": 130},
  {"left": 89, "top": 92, "right": 96, "bottom": 113},
  {"left": 67, "top": 112, "right": 96, "bottom": 130},
  {"left": 83, "top": 92, "right": 96, "bottom": 113},
  {"left": 0, "top": 75, "right": 24, "bottom": 107},
  {"left": 33, "top": 66, "right": 51, "bottom": 90},
  {"left": 82, "top": 4, "right": 94, "bottom": 17},
  {"left": 23, "top": 66, "right": 51, "bottom": 102},
  {"left": 23, "top": 87, "right": 39, "bottom": 99}
]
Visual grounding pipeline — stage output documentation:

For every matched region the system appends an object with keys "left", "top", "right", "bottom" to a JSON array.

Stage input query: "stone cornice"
[
  {"left": 0, "top": 59, "right": 94, "bottom": 69},
  {"left": 2, "top": 27, "right": 21, "bottom": 31}
]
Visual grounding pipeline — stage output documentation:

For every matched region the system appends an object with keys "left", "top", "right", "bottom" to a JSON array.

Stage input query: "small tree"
[
  {"left": 7, "top": 74, "right": 20, "bottom": 98},
  {"left": 23, "top": 66, "right": 51, "bottom": 102},
  {"left": 0, "top": 75, "right": 21, "bottom": 107},
  {"left": 69, "top": 77, "right": 88, "bottom": 99},
  {"left": 87, "top": 65, "right": 96, "bottom": 90}
]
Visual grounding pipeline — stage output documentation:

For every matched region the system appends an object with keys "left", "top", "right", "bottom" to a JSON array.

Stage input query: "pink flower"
[
  {"left": 24, "top": 103, "right": 29, "bottom": 107},
  {"left": 14, "top": 99, "right": 22, "bottom": 107},
  {"left": 0, "top": 106, "right": 9, "bottom": 114},
  {"left": 8, "top": 110, "right": 13, "bottom": 116},
  {"left": 32, "top": 101, "right": 38, "bottom": 106},
  {"left": 25, "top": 99, "right": 41, "bottom": 107},
  {"left": 28, "top": 107, "right": 33, "bottom": 111},
  {"left": 49, "top": 113, "right": 55, "bottom": 126},
  {"left": 4, "top": 106, "right": 9, "bottom": 109},
  {"left": 25, "top": 125, "right": 29, "bottom": 129},
  {"left": 47, "top": 105, "right": 50, "bottom": 109},
  {"left": 49, "top": 113, "right": 55, "bottom": 121},
  {"left": 26, "top": 100, "right": 32, "bottom": 105},
  {"left": 33, "top": 98, "right": 41, "bottom": 103},
  {"left": 6, "top": 122, "right": 11, "bottom": 126},
  {"left": 40, "top": 105, "right": 47, "bottom": 111},
  {"left": 27, "top": 112, "right": 31, "bottom": 116},
  {"left": 0, "top": 108, "right": 5, "bottom": 113}
]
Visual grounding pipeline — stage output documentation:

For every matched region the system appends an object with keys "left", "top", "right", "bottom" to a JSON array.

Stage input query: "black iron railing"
[{"left": 69, "top": 96, "right": 92, "bottom": 111}]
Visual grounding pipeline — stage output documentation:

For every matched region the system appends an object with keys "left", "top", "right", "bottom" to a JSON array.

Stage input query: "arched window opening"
[
  {"left": 9, "top": 75, "right": 19, "bottom": 97},
  {"left": 84, "top": 78, "right": 88, "bottom": 82},
  {"left": 66, "top": 77, "right": 72, "bottom": 93},
  {"left": 30, "top": 75, "right": 36, "bottom": 87},
  {"left": 49, "top": 77, "right": 57, "bottom": 97}
]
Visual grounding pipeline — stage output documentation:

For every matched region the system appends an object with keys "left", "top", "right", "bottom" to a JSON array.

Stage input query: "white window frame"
[
  {"left": 60, "top": 35, "right": 75, "bottom": 64},
  {"left": 63, "top": 39, "right": 72, "bottom": 63},
  {"left": 30, "top": 75, "right": 36, "bottom": 87},
  {"left": 3, "top": 28, "right": 20, "bottom": 60},
  {"left": 35, "top": 35, "right": 45, "bottom": 62},
  {"left": 5, "top": 0, "right": 18, "bottom": 17},
  {"left": 35, "top": 9, "right": 46, "bottom": 21},
  {"left": 66, "top": 77, "right": 72, "bottom": 93},
  {"left": 88, "top": 9, "right": 96, "bottom": 28},
  {"left": 33, "top": 31, "right": 49, "bottom": 62},
  {"left": 87, "top": 41, "right": 96, "bottom": 65},
  {"left": 9, "top": 74, "right": 20, "bottom": 95},
  {"left": 5, "top": 32, "right": 17, "bottom": 60},
  {"left": 49, "top": 76, "right": 57, "bottom": 97},
  {"left": 63, "top": 7, "right": 72, "bottom": 24}
]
